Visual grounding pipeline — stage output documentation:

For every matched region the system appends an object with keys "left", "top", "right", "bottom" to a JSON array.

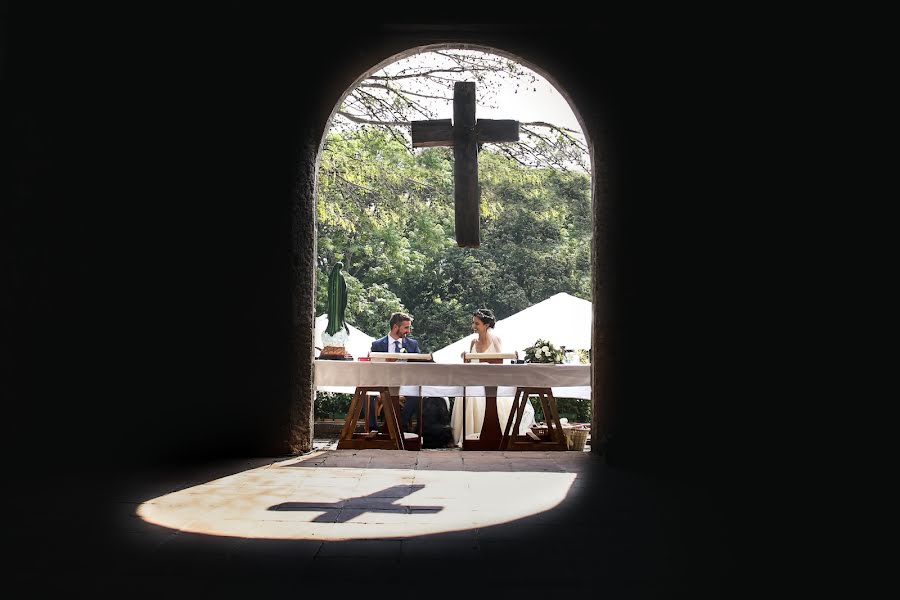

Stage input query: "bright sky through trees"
[
  {"left": 405, "top": 56, "right": 582, "bottom": 132},
  {"left": 335, "top": 49, "right": 588, "bottom": 171}
]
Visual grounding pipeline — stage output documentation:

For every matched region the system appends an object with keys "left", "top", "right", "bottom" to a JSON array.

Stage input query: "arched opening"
[{"left": 305, "top": 45, "right": 601, "bottom": 452}]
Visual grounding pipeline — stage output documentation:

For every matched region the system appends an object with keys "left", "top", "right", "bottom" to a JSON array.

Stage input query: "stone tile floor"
[{"left": 9, "top": 446, "right": 736, "bottom": 598}]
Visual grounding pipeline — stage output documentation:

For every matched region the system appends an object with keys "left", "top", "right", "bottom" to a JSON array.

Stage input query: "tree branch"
[
  {"left": 521, "top": 121, "right": 581, "bottom": 135},
  {"left": 336, "top": 111, "right": 409, "bottom": 127},
  {"left": 358, "top": 82, "right": 452, "bottom": 101},
  {"left": 367, "top": 67, "right": 466, "bottom": 81}
]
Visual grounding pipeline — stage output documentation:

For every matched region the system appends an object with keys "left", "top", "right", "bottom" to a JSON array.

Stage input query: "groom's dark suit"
[
  {"left": 370, "top": 335, "right": 421, "bottom": 355},
  {"left": 368, "top": 336, "right": 423, "bottom": 430}
]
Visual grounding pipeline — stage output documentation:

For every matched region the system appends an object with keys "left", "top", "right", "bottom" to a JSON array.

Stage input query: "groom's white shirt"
[{"left": 388, "top": 334, "right": 402, "bottom": 353}]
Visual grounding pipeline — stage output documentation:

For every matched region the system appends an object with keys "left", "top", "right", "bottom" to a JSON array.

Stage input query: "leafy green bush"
[
  {"left": 530, "top": 396, "right": 591, "bottom": 423},
  {"left": 315, "top": 392, "right": 352, "bottom": 420}
]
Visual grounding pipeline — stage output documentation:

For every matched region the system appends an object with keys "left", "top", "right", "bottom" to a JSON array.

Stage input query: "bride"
[{"left": 450, "top": 308, "right": 535, "bottom": 446}]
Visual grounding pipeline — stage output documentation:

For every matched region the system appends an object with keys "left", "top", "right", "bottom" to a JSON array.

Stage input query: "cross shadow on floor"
[{"left": 269, "top": 484, "right": 441, "bottom": 522}]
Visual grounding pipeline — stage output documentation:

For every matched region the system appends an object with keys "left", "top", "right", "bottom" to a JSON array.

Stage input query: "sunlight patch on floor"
[{"left": 137, "top": 452, "right": 580, "bottom": 540}]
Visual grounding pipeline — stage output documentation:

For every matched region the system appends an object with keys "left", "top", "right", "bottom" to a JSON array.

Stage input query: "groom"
[{"left": 369, "top": 312, "right": 422, "bottom": 432}]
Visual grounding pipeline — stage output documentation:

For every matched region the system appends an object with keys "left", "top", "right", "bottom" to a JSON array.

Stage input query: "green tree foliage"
[
  {"left": 316, "top": 128, "right": 591, "bottom": 352},
  {"left": 530, "top": 397, "right": 592, "bottom": 423}
]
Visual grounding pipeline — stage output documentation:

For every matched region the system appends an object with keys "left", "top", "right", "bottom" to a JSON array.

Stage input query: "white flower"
[
  {"left": 542, "top": 345, "right": 550, "bottom": 353},
  {"left": 535, "top": 348, "right": 543, "bottom": 357}
]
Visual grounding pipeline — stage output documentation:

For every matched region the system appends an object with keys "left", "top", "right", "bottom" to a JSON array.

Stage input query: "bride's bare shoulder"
[{"left": 490, "top": 332, "right": 503, "bottom": 350}]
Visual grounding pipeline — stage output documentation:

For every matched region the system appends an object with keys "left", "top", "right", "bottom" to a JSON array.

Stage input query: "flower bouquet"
[{"left": 523, "top": 339, "right": 564, "bottom": 364}]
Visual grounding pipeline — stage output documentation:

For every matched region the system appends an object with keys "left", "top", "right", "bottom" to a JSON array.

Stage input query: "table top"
[{"left": 315, "top": 361, "right": 591, "bottom": 398}]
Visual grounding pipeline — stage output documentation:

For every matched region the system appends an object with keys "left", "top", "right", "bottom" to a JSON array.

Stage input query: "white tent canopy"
[
  {"left": 314, "top": 315, "right": 377, "bottom": 360},
  {"left": 432, "top": 292, "right": 592, "bottom": 364}
]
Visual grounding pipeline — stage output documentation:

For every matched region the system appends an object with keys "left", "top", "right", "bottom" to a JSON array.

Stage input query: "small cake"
[{"left": 321, "top": 345, "right": 347, "bottom": 358}]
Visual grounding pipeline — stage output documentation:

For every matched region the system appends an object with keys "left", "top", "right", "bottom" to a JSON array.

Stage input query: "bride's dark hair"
[{"left": 473, "top": 308, "right": 496, "bottom": 328}]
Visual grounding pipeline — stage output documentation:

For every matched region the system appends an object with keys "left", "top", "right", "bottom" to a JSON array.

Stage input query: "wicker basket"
[
  {"left": 530, "top": 425, "right": 590, "bottom": 450},
  {"left": 564, "top": 428, "right": 590, "bottom": 451}
]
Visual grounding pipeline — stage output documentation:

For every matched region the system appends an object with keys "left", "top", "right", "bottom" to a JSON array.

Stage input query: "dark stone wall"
[{"left": 5, "top": 8, "right": 756, "bottom": 481}]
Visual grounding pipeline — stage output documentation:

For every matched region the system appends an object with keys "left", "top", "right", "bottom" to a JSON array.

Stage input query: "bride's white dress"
[{"left": 449, "top": 335, "right": 535, "bottom": 446}]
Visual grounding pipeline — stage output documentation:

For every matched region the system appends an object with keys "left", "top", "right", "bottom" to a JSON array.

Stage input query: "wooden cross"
[{"left": 411, "top": 81, "right": 519, "bottom": 248}]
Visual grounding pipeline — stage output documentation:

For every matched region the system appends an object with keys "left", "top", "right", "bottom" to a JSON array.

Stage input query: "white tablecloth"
[{"left": 314, "top": 361, "right": 591, "bottom": 399}]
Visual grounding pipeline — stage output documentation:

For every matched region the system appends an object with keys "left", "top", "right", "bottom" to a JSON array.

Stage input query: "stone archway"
[{"left": 288, "top": 41, "right": 614, "bottom": 456}]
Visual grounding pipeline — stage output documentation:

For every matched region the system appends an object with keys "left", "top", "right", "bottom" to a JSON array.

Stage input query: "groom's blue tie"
[{"left": 394, "top": 340, "right": 401, "bottom": 353}]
